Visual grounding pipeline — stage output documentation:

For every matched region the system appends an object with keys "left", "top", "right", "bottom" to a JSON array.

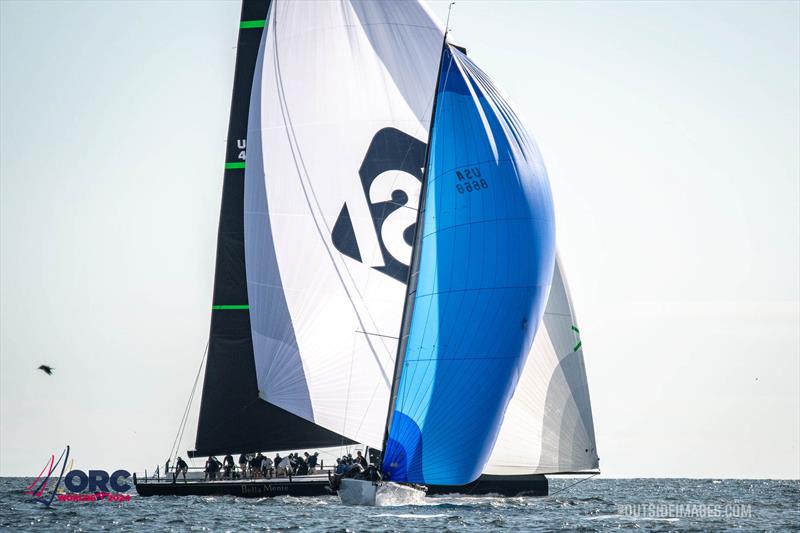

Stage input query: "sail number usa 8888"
[{"left": 455, "top": 167, "right": 488, "bottom": 194}]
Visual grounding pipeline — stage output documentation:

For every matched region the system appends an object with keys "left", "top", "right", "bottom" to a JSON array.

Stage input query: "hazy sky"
[{"left": 1, "top": 0, "right": 798, "bottom": 479}]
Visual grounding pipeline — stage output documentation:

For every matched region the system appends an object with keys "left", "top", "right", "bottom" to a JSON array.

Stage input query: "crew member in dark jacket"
[
  {"left": 355, "top": 450, "right": 368, "bottom": 468},
  {"left": 295, "top": 453, "right": 308, "bottom": 476},
  {"left": 223, "top": 454, "right": 234, "bottom": 479},
  {"left": 174, "top": 457, "right": 188, "bottom": 483}
]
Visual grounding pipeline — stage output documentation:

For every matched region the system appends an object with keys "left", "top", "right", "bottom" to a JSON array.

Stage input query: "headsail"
[
  {"left": 486, "top": 256, "right": 599, "bottom": 474},
  {"left": 243, "top": 0, "right": 443, "bottom": 449},
  {"left": 381, "top": 44, "right": 556, "bottom": 485}
]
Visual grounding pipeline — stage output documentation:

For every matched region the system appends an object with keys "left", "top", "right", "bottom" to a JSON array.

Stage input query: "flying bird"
[{"left": 37, "top": 365, "right": 54, "bottom": 375}]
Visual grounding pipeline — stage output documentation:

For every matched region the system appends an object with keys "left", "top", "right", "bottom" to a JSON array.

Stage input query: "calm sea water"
[{"left": 1, "top": 477, "right": 797, "bottom": 532}]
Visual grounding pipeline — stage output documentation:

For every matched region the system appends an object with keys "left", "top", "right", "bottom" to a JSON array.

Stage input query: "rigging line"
[
  {"left": 356, "top": 330, "right": 399, "bottom": 340},
  {"left": 386, "top": 200, "right": 418, "bottom": 211},
  {"left": 175, "top": 369, "right": 200, "bottom": 457},
  {"left": 168, "top": 340, "right": 209, "bottom": 462},
  {"left": 169, "top": 361, "right": 197, "bottom": 462},
  {"left": 271, "top": 14, "right": 392, "bottom": 387},
  {"left": 349, "top": 378, "right": 384, "bottom": 442},
  {"left": 445, "top": 2, "right": 456, "bottom": 34},
  {"left": 548, "top": 473, "right": 599, "bottom": 498},
  {"left": 174, "top": 377, "right": 199, "bottom": 464}
]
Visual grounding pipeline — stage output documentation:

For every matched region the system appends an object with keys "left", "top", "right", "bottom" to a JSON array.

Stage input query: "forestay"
[{"left": 381, "top": 44, "right": 557, "bottom": 485}]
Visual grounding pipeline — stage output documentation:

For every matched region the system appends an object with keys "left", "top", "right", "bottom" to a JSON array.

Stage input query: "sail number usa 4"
[{"left": 455, "top": 166, "right": 488, "bottom": 194}]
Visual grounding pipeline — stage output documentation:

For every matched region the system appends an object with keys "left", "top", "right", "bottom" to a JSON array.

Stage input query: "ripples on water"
[{"left": 1, "top": 478, "right": 797, "bottom": 532}]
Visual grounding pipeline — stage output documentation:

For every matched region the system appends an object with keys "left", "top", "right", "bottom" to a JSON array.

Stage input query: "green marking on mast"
[
  {"left": 240, "top": 20, "right": 266, "bottom": 29},
  {"left": 212, "top": 304, "right": 249, "bottom": 310},
  {"left": 571, "top": 325, "right": 581, "bottom": 351},
  {"left": 225, "top": 162, "right": 246, "bottom": 170}
]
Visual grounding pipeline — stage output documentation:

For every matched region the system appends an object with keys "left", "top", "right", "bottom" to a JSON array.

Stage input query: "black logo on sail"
[{"left": 331, "top": 128, "right": 426, "bottom": 284}]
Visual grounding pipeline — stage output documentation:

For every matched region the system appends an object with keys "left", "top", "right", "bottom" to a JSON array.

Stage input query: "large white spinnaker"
[
  {"left": 486, "top": 256, "right": 599, "bottom": 474},
  {"left": 244, "top": 0, "right": 443, "bottom": 449}
]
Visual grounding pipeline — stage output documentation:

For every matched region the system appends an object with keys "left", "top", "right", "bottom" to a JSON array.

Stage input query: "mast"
[
  {"left": 192, "top": 0, "right": 270, "bottom": 458},
  {"left": 380, "top": 33, "right": 451, "bottom": 462}
]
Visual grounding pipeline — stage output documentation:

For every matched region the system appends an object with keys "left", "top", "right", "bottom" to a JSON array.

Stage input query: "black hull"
[
  {"left": 427, "top": 474, "right": 548, "bottom": 497},
  {"left": 134, "top": 478, "right": 331, "bottom": 498},
  {"left": 135, "top": 474, "right": 548, "bottom": 498}
]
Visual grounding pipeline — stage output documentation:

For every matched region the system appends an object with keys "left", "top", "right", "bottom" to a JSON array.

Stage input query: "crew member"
[
  {"left": 174, "top": 456, "right": 188, "bottom": 483},
  {"left": 277, "top": 454, "right": 292, "bottom": 476},
  {"left": 250, "top": 453, "right": 264, "bottom": 479},
  {"left": 295, "top": 453, "right": 308, "bottom": 476},
  {"left": 261, "top": 454, "right": 274, "bottom": 478},
  {"left": 238, "top": 453, "right": 248, "bottom": 479},
  {"left": 355, "top": 450, "right": 368, "bottom": 468},
  {"left": 205, "top": 457, "right": 221, "bottom": 481},
  {"left": 223, "top": 454, "right": 234, "bottom": 479}
]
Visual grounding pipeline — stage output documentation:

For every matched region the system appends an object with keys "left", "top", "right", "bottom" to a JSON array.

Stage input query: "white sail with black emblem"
[{"left": 243, "top": 0, "right": 443, "bottom": 448}]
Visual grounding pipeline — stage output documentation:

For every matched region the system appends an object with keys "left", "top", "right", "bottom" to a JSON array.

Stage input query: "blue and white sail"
[{"left": 381, "top": 44, "right": 557, "bottom": 485}]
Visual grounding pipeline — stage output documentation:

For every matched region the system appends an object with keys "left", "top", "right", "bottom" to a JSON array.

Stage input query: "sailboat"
[{"left": 134, "top": 0, "right": 598, "bottom": 500}]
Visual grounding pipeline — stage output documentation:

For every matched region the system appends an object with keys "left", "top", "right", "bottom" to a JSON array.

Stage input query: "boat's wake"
[
  {"left": 374, "top": 483, "right": 426, "bottom": 507},
  {"left": 375, "top": 513, "right": 450, "bottom": 518}
]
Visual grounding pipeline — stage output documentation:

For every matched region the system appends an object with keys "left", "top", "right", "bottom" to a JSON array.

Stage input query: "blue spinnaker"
[{"left": 381, "top": 45, "right": 556, "bottom": 485}]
